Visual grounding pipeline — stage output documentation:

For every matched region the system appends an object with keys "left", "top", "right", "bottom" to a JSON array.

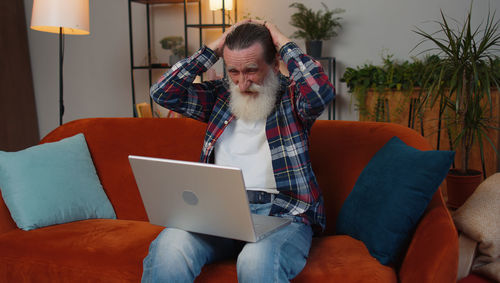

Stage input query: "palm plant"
[{"left": 412, "top": 3, "right": 500, "bottom": 176}]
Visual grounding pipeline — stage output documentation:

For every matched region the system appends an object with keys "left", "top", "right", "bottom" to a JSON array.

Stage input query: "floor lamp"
[{"left": 30, "top": 0, "right": 89, "bottom": 126}]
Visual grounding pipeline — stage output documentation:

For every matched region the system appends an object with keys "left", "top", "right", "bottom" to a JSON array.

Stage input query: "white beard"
[{"left": 229, "top": 70, "right": 280, "bottom": 121}]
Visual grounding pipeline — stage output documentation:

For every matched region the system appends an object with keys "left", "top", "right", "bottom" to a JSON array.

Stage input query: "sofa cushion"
[
  {"left": 0, "top": 133, "right": 116, "bottom": 231},
  {"left": 453, "top": 173, "right": 500, "bottom": 282},
  {"left": 38, "top": 118, "right": 207, "bottom": 221},
  {"left": 0, "top": 219, "right": 164, "bottom": 282},
  {"left": 335, "top": 136, "right": 454, "bottom": 265},
  {"left": 196, "top": 235, "right": 397, "bottom": 283}
]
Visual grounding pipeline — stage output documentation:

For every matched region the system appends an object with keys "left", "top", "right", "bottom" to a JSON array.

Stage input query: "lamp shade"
[
  {"left": 31, "top": 0, "right": 90, "bottom": 35},
  {"left": 209, "top": 0, "right": 233, "bottom": 11}
]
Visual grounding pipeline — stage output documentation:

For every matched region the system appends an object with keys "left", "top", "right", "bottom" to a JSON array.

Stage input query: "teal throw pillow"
[
  {"left": 335, "top": 136, "right": 454, "bottom": 266},
  {"left": 0, "top": 133, "right": 116, "bottom": 231}
]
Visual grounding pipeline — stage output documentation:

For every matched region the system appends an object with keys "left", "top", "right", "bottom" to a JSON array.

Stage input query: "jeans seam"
[{"left": 273, "top": 223, "right": 303, "bottom": 283}]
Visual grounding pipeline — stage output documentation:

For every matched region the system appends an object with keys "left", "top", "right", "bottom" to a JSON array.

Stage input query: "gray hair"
[{"left": 223, "top": 23, "right": 277, "bottom": 65}]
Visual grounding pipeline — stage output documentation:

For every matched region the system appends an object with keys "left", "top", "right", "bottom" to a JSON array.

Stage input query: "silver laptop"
[{"left": 128, "top": 155, "right": 291, "bottom": 242}]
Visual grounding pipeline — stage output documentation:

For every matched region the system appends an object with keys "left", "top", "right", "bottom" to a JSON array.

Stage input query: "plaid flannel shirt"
[{"left": 150, "top": 42, "right": 334, "bottom": 231}]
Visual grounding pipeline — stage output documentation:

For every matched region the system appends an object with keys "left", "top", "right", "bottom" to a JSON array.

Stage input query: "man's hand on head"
[
  {"left": 249, "top": 20, "right": 292, "bottom": 51},
  {"left": 206, "top": 19, "right": 292, "bottom": 57},
  {"left": 207, "top": 19, "right": 251, "bottom": 57}
]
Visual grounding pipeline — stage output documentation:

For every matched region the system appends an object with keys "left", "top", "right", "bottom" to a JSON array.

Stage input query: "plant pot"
[
  {"left": 446, "top": 169, "right": 483, "bottom": 209},
  {"left": 306, "top": 40, "right": 323, "bottom": 58}
]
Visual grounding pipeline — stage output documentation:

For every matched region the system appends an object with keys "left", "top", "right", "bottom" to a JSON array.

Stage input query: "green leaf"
[{"left": 289, "top": 2, "right": 345, "bottom": 41}]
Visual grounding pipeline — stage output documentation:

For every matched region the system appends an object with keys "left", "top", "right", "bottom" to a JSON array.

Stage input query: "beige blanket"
[{"left": 453, "top": 173, "right": 500, "bottom": 282}]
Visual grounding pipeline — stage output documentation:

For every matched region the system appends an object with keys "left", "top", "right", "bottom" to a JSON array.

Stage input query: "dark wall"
[{"left": 0, "top": 0, "right": 40, "bottom": 151}]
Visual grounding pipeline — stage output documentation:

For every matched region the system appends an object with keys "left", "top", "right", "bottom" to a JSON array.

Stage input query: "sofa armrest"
[
  {"left": 399, "top": 191, "right": 458, "bottom": 283},
  {"left": 0, "top": 193, "right": 16, "bottom": 234}
]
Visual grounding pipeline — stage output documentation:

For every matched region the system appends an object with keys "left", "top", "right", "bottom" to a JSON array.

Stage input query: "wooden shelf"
[
  {"left": 133, "top": 64, "right": 172, "bottom": 69},
  {"left": 186, "top": 24, "right": 232, "bottom": 29},
  {"left": 128, "top": 0, "right": 236, "bottom": 117},
  {"left": 131, "top": 0, "right": 197, "bottom": 4}
]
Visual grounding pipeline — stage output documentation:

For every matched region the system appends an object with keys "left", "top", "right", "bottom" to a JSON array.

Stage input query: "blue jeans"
[{"left": 141, "top": 203, "right": 313, "bottom": 283}]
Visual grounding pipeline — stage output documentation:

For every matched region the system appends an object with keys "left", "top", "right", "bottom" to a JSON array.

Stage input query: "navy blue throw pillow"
[{"left": 335, "top": 136, "right": 454, "bottom": 265}]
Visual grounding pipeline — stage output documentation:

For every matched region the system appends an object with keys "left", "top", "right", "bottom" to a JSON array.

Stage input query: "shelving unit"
[
  {"left": 315, "top": 57, "right": 336, "bottom": 120},
  {"left": 127, "top": 0, "right": 236, "bottom": 117},
  {"left": 127, "top": 0, "right": 335, "bottom": 120}
]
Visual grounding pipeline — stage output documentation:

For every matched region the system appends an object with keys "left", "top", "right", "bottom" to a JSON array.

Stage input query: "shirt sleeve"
[
  {"left": 150, "top": 45, "right": 222, "bottom": 122},
  {"left": 280, "top": 42, "right": 335, "bottom": 123}
]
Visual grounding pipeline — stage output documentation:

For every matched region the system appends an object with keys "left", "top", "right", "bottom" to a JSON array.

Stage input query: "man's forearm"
[
  {"left": 280, "top": 42, "right": 335, "bottom": 122},
  {"left": 150, "top": 45, "right": 218, "bottom": 100},
  {"left": 149, "top": 46, "right": 220, "bottom": 121}
]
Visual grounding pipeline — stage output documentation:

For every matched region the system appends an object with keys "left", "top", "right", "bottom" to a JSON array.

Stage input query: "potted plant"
[
  {"left": 289, "top": 2, "right": 345, "bottom": 58},
  {"left": 341, "top": 54, "right": 437, "bottom": 123},
  {"left": 160, "top": 36, "right": 185, "bottom": 66},
  {"left": 412, "top": 4, "right": 500, "bottom": 207}
]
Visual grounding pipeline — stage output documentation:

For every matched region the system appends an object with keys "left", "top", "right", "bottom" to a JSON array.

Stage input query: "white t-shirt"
[{"left": 214, "top": 118, "right": 279, "bottom": 194}]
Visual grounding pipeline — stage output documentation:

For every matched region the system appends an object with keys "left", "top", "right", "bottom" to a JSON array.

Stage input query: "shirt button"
[{"left": 224, "top": 120, "right": 228, "bottom": 125}]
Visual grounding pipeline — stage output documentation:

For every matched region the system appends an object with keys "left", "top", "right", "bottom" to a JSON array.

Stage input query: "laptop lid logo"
[{"left": 182, "top": 190, "right": 199, "bottom": 206}]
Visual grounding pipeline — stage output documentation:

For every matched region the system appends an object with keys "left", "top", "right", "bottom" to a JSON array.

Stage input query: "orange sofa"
[{"left": 0, "top": 118, "right": 458, "bottom": 282}]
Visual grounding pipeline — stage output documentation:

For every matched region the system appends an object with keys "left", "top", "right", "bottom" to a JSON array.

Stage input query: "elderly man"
[{"left": 142, "top": 20, "right": 334, "bottom": 282}]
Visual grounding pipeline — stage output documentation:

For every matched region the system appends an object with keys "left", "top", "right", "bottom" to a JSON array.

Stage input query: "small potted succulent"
[
  {"left": 159, "top": 36, "right": 185, "bottom": 66},
  {"left": 289, "top": 2, "right": 345, "bottom": 58}
]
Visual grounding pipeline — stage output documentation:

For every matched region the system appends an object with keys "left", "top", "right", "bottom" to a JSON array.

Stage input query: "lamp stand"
[{"left": 59, "top": 27, "right": 65, "bottom": 126}]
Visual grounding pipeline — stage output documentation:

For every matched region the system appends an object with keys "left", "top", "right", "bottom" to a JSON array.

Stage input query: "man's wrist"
[
  {"left": 278, "top": 41, "right": 293, "bottom": 52},
  {"left": 206, "top": 43, "right": 218, "bottom": 54},
  {"left": 204, "top": 44, "right": 218, "bottom": 57},
  {"left": 279, "top": 42, "right": 302, "bottom": 62},
  {"left": 276, "top": 36, "right": 293, "bottom": 51}
]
